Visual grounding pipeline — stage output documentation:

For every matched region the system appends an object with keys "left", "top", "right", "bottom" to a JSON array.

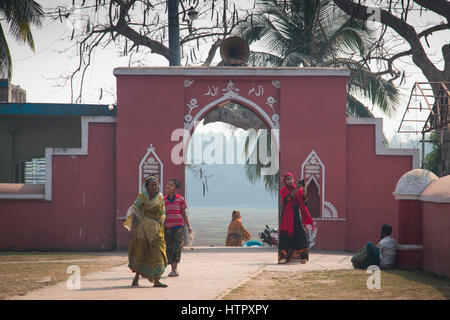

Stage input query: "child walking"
[{"left": 164, "top": 178, "right": 192, "bottom": 277}]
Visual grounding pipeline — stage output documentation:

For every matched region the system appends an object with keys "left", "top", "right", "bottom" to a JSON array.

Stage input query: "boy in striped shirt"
[{"left": 164, "top": 179, "right": 192, "bottom": 277}]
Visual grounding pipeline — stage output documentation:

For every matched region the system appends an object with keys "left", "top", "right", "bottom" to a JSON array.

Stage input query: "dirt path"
[{"left": 7, "top": 248, "right": 353, "bottom": 300}]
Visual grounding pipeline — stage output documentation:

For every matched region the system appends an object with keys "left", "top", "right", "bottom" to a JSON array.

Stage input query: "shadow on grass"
[{"left": 383, "top": 269, "right": 450, "bottom": 300}]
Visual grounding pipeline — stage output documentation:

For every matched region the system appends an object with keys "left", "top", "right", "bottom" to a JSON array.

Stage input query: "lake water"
[{"left": 187, "top": 206, "right": 279, "bottom": 246}]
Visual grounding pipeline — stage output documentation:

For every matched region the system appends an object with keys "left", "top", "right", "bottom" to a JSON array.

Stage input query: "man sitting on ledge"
[{"left": 352, "top": 224, "right": 397, "bottom": 269}]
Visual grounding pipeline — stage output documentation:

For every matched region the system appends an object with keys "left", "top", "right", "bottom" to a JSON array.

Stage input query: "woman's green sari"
[{"left": 124, "top": 191, "right": 168, "bottom": 282}]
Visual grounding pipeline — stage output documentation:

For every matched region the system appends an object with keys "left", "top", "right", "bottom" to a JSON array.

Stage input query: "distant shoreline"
[
  {"left": 187, "top": 205, "right": 278, "bottom": 211},
  {"left": 186, "top": 206, "right": 278, "bottom": 246}
]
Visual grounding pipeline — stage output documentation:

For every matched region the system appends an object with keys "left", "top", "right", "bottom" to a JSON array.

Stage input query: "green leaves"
[
  {"left": 0, "top": 0, "right": 44, "bottom": 78},
  {"left": 349, "top": 67, "right": 399, "bottom": 117},
  {"left": 237, "top": 0, "right": 400, "bottom": 118},
  {"left": 238, "top": 0, "right": 402, "bottom": 190}
]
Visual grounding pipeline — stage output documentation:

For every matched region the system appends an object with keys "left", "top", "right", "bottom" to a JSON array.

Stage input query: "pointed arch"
[
  {"left": 139, "top": 144, "right": 164, "bottom": 192},
  {"left": 186, "top": 90, "right": 277, "bottom": 133},
  {"left": 307, "top": 179, "right": 321, "bottom": 218},
  {"left": 301, "top": 150, "right": 326, "bottom": 214}
]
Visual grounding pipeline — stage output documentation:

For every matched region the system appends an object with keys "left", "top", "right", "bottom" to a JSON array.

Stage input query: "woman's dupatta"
[
  {"left": 123, "top": 190, "right": 165, "bottom": 243},
  {"left": 123, "top": 191, "right": 147, "bottom": 231},
  {"left": 280, "top": 184, "right": 296, "bottom": 238}
]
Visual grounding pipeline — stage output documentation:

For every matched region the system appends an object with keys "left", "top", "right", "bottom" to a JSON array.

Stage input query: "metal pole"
[
  {"left": 421, "top": 132, "right": 425, "bottom": 168},
  {"left": 439, "top": 127, "right": 444, "bottom": 176},
  {"left": 168, "top": 0, "right": 181, "bottom": 66}
]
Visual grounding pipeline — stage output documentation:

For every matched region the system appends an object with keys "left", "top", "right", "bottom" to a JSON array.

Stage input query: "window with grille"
[{"left": 15, "top": 158, "right": 46, "bottom": 184}]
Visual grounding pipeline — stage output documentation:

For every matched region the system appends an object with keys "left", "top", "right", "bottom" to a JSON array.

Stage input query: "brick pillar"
[{"left": 393, "top": 169, "right": 438, "bottom": 270}]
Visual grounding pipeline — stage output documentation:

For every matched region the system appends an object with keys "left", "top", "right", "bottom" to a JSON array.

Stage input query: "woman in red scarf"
[{"left": 279, "top": 172, "right": 313, "bottom": 264}]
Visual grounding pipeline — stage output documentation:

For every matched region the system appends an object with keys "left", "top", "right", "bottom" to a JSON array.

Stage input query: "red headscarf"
[
  {"left": 279, "top": 172, "right": 313, "bottom": 238},
  {"left": 283, "top": 173, "right": 295, "bottom": 190}
]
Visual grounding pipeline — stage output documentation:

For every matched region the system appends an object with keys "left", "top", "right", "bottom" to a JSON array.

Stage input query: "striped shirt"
[{"left": 164, "top": 194, "right": 187, "bottom": 229}]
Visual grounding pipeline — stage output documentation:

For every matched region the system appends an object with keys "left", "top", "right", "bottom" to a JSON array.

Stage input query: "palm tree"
[
  {"left": 0, "top": 0, "right": 44, "bottom": 79},
  {"left": 238, "top": 0, "right": 399, "bottom": 117},
  {"left": 244, "top": 128, "right": 279, "bottom": 193},
  {"left": 238, "top": 0, "right": 400, "bottom": 192}
]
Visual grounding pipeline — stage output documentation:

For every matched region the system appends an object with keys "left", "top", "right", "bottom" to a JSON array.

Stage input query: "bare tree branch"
[
  {"left": 56, "top": 0, "right": 249, "bottom": 102},
  {"left": 332, "top": 0, "right": 448, "bottom": 83},
  {"left": 418, "top": 23, "right": 450, "bottom": 39},
  {"left": 413, "top": 0, "right": 450, "bottom": 21}
]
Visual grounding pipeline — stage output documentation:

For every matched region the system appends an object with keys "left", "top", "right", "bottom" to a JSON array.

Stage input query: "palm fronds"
[{"left": 0, "top": 0, "right": 44, "bottom": 78}]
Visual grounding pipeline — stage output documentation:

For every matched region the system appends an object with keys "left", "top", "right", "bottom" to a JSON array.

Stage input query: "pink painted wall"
[
  {"left": 0, "top": 68, "right": 420, "bottom": 252},
  {"left": 313, "top": 221, "right": 347, "bottom": 249},
  {"left": 346, "top": 124, "right": 412, "bottom": 251},
  {"left": 0, "top": 123, "right": 116, "bottom": 251},
  {"left": 114, "top": 70, "right": 418, "bottom": 251},
  {"left": 422, "top": 201, "right": 450, "bottom": 277},
  {"left": 279, "top": 76, "right": 348, "bottom": 249},
  {"left": 115, "top": 75, "right": 187, "bottom": 249},
  {"left": 397, "top": 200, "right": 423, "bottom": 244},
  {"left": 114, "top": 73, "right": 350, "bottom": 249}
]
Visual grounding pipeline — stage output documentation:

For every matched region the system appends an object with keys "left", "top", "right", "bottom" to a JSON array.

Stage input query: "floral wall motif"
[
  {"left": 301, "top": 150, "right": 339, "bottom": 220},
  {"left": 183, "top": 79, "right": 281, "bottom": 131},
  {"left": 139, "top": 144, "right": 163, "bottom": 193}
]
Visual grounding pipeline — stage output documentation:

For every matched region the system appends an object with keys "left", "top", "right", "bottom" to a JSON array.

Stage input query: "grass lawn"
[
  {"left": 0, "top": 251, "right": 109, "bottom": 262},
  {"left": 0, "top": 252, "right": 127, "bottom": 299},
  {"left": 223, "top": 269, "right": 450, "bottom": 300}
]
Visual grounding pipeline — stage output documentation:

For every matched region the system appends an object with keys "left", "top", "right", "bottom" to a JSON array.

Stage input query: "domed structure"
[
  {"left": 420, "top": 175, "right": 450, "bottom": 203},
  {"left": 393, "top": 169, "right": 438, "bottom": 199}
]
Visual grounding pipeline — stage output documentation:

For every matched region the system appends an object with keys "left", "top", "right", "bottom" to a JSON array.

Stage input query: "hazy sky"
[{"left": 5, "top": 0, "right": 449, "bottom": 143}]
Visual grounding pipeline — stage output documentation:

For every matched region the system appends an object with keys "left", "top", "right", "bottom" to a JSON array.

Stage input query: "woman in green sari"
[{"left": 124, "top": 175, "right": 168, "bottom": 288}]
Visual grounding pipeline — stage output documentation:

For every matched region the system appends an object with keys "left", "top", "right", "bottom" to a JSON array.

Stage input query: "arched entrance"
[
  {"left": 184, "top": 98, "right": 279, "bottom": 246},
  {"left": 113, "top": 67, "right": 417, "bottom": 251}
]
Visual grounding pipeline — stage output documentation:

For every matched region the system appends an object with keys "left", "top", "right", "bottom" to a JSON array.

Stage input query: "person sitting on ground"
[
  {"left": 225, "top": 210, "right": 251, "bottom": 246},
  {"left": 375, "top": 224, "right": 397, "bottom": 269},
  {"left": 352, "top": 224, "right": 397, "bottom": 269}
]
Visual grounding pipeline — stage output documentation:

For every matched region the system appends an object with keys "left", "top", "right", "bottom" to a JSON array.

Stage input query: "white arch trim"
[
  {"left": 186, "top": 90, "right": 277, "bottom": 133},
  {"left": 301, "top": 150, "right": 326, "bottom": 217},
  {"left": 138, "top": 144, "right": 164, "bottom": 193},
  {"left": 307, "top": 176, "right": 321, "bottom": 196}
]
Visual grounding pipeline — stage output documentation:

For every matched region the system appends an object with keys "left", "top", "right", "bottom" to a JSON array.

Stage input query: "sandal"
[
  {"left": 153, "top": 282, "right": 168, "bottom": 288},
  {"left": 168, "top": 270, "right": 179, "bottom": 277}
]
